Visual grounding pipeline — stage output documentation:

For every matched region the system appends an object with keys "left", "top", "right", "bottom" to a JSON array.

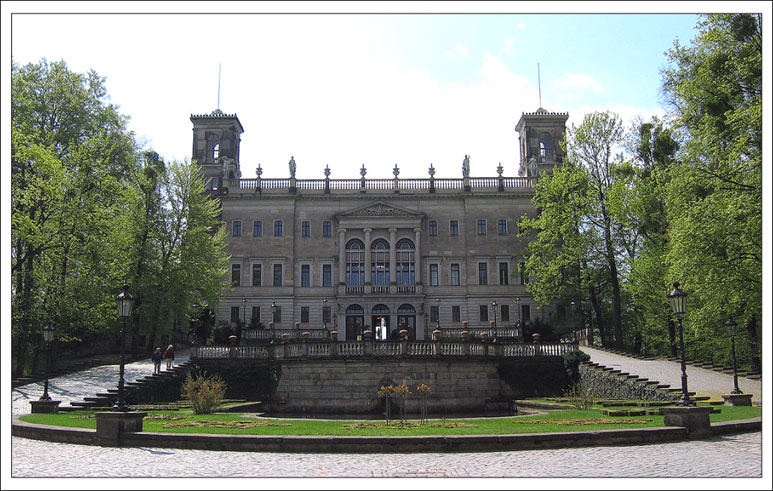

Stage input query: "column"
[
  {"left": 338, "top": 228, "right": 347, "bottom": 285},
  {"left": 364, "top": 228, "right": 372, "bottom": 287},
  {"left": 389, "top": 227, "right": 397, "bottom": 285},
  {"left": 414, "top": 227, "right": 422, "bottom": 285}
]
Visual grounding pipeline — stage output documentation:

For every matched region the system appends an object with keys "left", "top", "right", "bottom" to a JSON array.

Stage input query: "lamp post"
[
  {"left": 516, "top": 296, "right": 521, "bottom": 341},
  {"left": 39, "top": 323, "right": 56, "bottom": 401},
  {"left": 271, "top": 301, "right": 277, "bottom": 341},
  {"left": 726, "top": 316, "right": 742, "bottom": 395},
  {"left": 435, "top": 297, "right": 440, "bottom": 332},
  {"left": 571, "top": 300, "right": 576, "bottom": 343},
  {"left": 491, "top": 300, "right": 497, "bottom": 340},
  {"left": 114, "top": 284, "right": 134, "bottom": 412},
  {"left": 242, "top": 297, "right": 246, "bottom": 327},
  {"left": 667, "top": 282, "right": 692, "bottom": 406},
  {"left": 323, "top": 299, "right": 328, "bottom": 331}
]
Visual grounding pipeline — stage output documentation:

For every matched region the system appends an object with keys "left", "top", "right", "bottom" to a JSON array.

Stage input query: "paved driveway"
[{"left": 581, "top": 347, "right": 763, "bottom": 405}]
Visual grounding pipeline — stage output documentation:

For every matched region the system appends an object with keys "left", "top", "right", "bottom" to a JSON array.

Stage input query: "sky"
[{"left": 6, "top": 2, "right": 741, "bottom": 180}]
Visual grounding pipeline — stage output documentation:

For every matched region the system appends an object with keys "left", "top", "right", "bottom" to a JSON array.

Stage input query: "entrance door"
[
  {"left": 345, "top": 304, "right": 365, "bottom": 340},
  {"left": 397, "top": 304, "right": 417, "bottom": 340},
  {"left": 372, "top": 304, "right": 391, "bottom": 341}
]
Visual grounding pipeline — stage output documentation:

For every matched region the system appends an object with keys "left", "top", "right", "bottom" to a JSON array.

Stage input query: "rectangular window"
[
  {"left": 251, "top": 306, "right": 260, "bottom": 325},
  {"left": 323, "top": 220, "right": 332, "bottom": 237},
  {"left": 428, "top": 220, "right": 437, "bottom": 236},
  {"left": 521, "top": 304, "right": 530, "bottom": 322},
  {"left": 230, "top": 306, "right": 240, "bottom": 324},
  {"left": 302, "top": 220, "right": 311, "bottom": 237},
  {"left": 301, "top": 306, "right": 310, "bottom": 323},
  {"left": 450, "top": 263, "right": 460, "bottom": 286},
  {"left": 273, "top": 305, "right": 282, "bottom": 323},
  {"left": 501, "top": 305, "right": 510, "bottom": 322},
  {"left": 452, "top": 305, "right": 461, "bottom": 322},
  {"left": 301, "top": 264, "right": 310, "bottom": 287},
  {"left": 232, "top": 220, "right": 242, "bottom": 237},
  {"left": 430, "top": 305, "right": 439, "bottom": 323},
  {"left": 252, "top": 264, "right": 262, "bottom": 287},
  {"left": 498, "top": 218, "right": 507, "bottom": 236},
  {"left": 273, "top": 264, "right": 283, "bottom": 287},
  {"left": 231, "top": 264, "right": 241, "bottom": 286},
  {"left": 480, "top": 305, "right": 489, "bottom": 322},
  {"left": 274, "top": 220, "right": 283, "bottom": 237},
  {"left": 429, "top": 264, "right": 439, "bottom": 286},
  {"left": 322, "top": 264, "right": 332, "bottom": 287},
  {"left": 449, "top": 220, "right": 458, "bottom": 236},
  {"left": 499, "top": 262, "right": 509, "bottom": 285},
  {"left": 478, "top": 262, "right": 488, "bottom": 285},
  {"left": 477, "top": 219, "right": 487, "bottom": 235},
  {"left": 253, "top": 220, "right": 263, "bottom": 237}
]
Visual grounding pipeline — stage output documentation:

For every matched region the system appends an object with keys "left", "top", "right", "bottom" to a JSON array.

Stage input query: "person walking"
[
  {"left": 151, "top": 347, "right": 163, "bottom": 374},
  {"left": 164, "top": 344, "right": 175, "bottom": 370}
]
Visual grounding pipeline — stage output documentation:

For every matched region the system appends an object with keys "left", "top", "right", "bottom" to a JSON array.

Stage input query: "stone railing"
[
  {"left": 224, "top": 176, "right": 538, "bottom": 196},
  {"left": 438, "top": 328, "right": 520, "bottom": 340},
  {"left": 191, "top": 341, "right": 577, "bottom": 360},
  {"left": 241, "top": 328, "right": 332, "bottom": 342}
]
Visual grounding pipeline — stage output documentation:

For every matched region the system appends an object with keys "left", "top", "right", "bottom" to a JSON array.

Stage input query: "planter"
[
  {"left": 532, "top": 333, "right": 541, "bottom": 344},
  {"left": 228, "top": 335, "right": 238, "bottom": 345},
  {"left": 330, "top": 330, "right": 339, "bottom": 341},
  {"left": 432, "top": 329, "right": 441, "bottom": 340},
  {"left": 480, "top": 332, "right": 489, "bottom": 341},
  {"left": 399, "top": 329, "right": 409, "bottom": 339},
  {"left": 281, "top": 333, "right": 289, "bottom": 342},
  {"left": 461, "top": 330, "right": 469, "bottom": 340},
  {"left": 302, "top": 331, "right": 311, "bottom": 339},
  {"left": 363, "top": 330, "right": 373, "bottom": 339}
]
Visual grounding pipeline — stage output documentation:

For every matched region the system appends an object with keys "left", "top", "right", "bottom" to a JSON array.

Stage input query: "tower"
[
  {"left": 514, "top": 108, "right": 568, "bottom": 177},
  {"left": 190, "top": 109, "right": 244, "bottom": 191}
]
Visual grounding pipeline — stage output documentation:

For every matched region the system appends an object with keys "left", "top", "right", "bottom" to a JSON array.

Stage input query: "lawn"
[{"left": 18, "top": 404, "right": 761, "bottom": 437}]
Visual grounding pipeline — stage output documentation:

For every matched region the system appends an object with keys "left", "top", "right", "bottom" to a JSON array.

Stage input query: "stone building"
[{"left": 190, "top": 107, "right": 569, "bottom": 342}]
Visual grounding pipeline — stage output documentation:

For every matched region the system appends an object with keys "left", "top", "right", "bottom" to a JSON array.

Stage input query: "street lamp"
[
  {"left": 571, "top": 300, "right": 576, "bottom": 343},
  {"left": 271, "top": 301, "right": 277, "bottom": 341},
  {"left": 491, "top": 300, "right": 497, "bottom": 340},
  {"left": 726, "top": 316, "right": 742, "bottom": 395},
  {"left": 39, "top": 323, "right": 56, "bottom": 401},
  {"left": 516, "top": 296, "right": 521, "bottom": 340},
  {"left": 667, "top": 281, "right": 692, "bottom": 406},
  {"left": 435, "top": 297, "right": 440, "bottom": 331},
  {"left": 323, "top": 299, "right": 328, "bottom": 331},
  {"left": 114, "top": 284, "right": 134, "bottom": 412},
  {"left": 242, "top": 297, "right": 246, "bottom": 327}
]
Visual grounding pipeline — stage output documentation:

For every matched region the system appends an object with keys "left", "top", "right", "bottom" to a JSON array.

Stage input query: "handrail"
[{"left": 192, "top": 342, "right": 576, "bottom": 360}]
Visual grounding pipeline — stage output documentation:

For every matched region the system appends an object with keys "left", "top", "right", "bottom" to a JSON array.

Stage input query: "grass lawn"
[{"left": 18, "top": 404, "right": 761, "bottom": 437}]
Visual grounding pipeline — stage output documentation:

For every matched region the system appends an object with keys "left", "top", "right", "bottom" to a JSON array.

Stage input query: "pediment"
[{"left": 338, "top": 201, "right": 424, "bottom": 218}]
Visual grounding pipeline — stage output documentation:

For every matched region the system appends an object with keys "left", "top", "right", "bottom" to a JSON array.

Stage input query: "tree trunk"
[
  {"left": 14, "top": 250, "right": 35, "bottom": 378},
  {"left": 601, "top": 208, "right": 624, "bottom": 350},
  {"left": 746, "top": 315, "right": 761, "bottom": 372},
  {"left": 588, "top": 284, "right": 605, "bottom": 348}
]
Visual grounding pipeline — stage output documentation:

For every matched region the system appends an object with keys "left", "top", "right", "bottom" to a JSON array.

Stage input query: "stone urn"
[
  {"left": 228, "top": 335, "right": 238, "bottom": 345},
  {"left": 282, "top": 333, "right": 290, "bottom": 342},
  {"left": 331, "top": 330, "right": 339, "bottom": 341},
  {"left": 432, "top": 329, "right": 441, "bottom": 340},
  {"left": 461, "top": 330, "right": 469, "bottom": 341},
  {"left": 480, "top": 331, "right": 489, "bottom": 341},
  {"left": 399, "top": 329, "right": 409, "bottom": 339},
  {"left": 302, "top": 331, "right": 311, "bottom": 339},
  {"left": 532, "top": 332, "right": 541, "bottom": 344},
  {"left": 295, "top": 322, "right": 301, "bottom": 329},
  {"left": 363, "top": 330, "right": 373, "bottom": 339}
]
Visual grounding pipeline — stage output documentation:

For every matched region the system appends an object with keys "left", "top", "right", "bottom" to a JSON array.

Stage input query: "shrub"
[
  {"left": 564, "top": 380, "right": 594, "bottom": 410},
  {"left": 181, "top": 372, "right": 226, "bottom": 414},
  {"left": 563, "top": 349, "right": 591, "bottom": 382}
]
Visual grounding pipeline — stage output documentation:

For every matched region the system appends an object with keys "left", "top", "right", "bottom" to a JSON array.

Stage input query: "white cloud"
[
  {"left": 515, "top": 22, "right": 527, "bottom": 30},
  {"left": 555, "top": 73, "right": 606, "bottom": 93},
  {"left": 443, "top": 44, "right": 469, "bottom": 59},
  {"left": 500, "top": 36, "right": 517, "bottom": 57}
]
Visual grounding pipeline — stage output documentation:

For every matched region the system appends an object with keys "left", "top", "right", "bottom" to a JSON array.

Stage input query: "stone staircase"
[
  {"left": 60, "top": 361, "right": 195, "bottom": 412},
  {"left": 11, "top": 354, "right": 143, "bottom": 389}
]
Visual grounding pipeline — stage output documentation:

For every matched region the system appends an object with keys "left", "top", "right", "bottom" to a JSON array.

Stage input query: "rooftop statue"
[
  {"left": 462, "top": 154, "right": 470, "bottom": 177},
  {"left": 289, "top": 156, "right": 296, "bottom": 178}
]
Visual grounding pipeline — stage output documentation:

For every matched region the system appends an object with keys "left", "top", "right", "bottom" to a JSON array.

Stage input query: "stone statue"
[
  {"left": 462, "top": 154, "right": 470, "bottom": 177},
  {"left": 528, "top": 156, "right": 538, "bottom": 176},
  {"left": 289, "top": 156, "right": 296, "bottom": 178}
]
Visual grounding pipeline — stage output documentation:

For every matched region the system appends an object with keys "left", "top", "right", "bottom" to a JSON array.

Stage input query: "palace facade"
[{"left": 191, "top": 107, "right": 570, "bottom": 342}]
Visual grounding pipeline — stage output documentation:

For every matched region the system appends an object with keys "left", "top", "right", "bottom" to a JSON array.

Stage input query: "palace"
[{"left": 191, "top": 107, "right": 570, "bottom": 343}]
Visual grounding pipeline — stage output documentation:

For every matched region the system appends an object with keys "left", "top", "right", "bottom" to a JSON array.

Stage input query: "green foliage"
[
  {"left": 181, "top": 372, "right": 227, "bottom": 414},
  {"left": 562, "top": 350, "right": 591, "bottom": 382},
  {"left": 563, "top": 381, "right": 595, "bottom": 410}
]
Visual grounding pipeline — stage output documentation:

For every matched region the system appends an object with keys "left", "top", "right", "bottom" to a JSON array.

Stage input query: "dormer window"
[{"left": 539, "top": 132, "right": 553, "bottom": 158}]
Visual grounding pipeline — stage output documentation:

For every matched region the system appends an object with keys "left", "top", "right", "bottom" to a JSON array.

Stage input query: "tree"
[
  {"left": 11, "top": 59, "right": 137, "bottom": 377},
  {"left": 662, "top": 14, "right": 762, "bottom": 370}
]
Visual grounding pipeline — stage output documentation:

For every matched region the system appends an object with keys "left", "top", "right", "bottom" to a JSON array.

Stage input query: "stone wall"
[{"left": 578, "top": 363, "right": 679, "bottom": 401}]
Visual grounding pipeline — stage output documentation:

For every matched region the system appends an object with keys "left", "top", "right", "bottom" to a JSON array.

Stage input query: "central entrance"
[
  {"left": 372, "top": 304, "right": 390, "bottom": 341},
  {"left": 345, "top": 304, "right": 365, "bottom": 340}
]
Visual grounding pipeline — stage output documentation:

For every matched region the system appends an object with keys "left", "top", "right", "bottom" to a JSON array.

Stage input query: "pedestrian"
[
  {"left": 164, "top": 344, "right": 175, "bottom": 370},
  {"left": 151, "top": 347, "right": 163, "bottom": 374}
]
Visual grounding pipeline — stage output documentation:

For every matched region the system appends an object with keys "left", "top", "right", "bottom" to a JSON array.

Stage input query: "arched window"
[
  {"left": 371, "top": 238, "right": 390, "bottom": 286},
  {"left": 395, "top": 238, "right": 415, "bottom": 286},
  {"left": 346, "top": 238, "right": 365, "bottom": 286},
  {"left": 539, "top": 132, "right": 553, "bottom": 159},
  {"left": 346, "top": 304, "right": 364, "bottom": 314},
  {"left": 372, "top": 304, "right": 390, "bottom": 316}
]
